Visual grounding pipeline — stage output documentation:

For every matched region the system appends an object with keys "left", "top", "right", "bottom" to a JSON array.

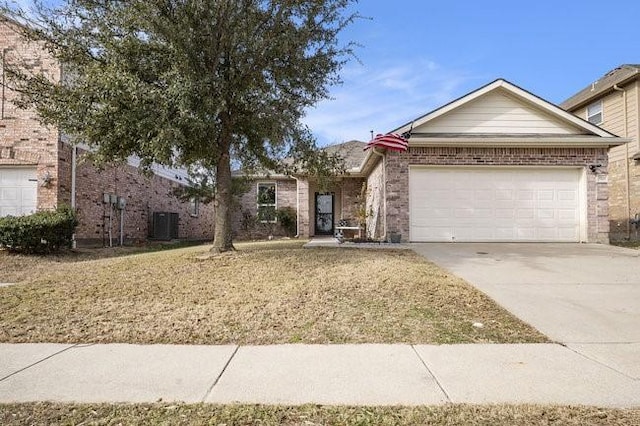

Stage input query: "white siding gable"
[{"left": 414, "top": 90, "right": 585, "bottom": 135}]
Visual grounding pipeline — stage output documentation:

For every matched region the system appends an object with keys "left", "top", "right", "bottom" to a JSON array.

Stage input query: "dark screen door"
[{"left": 315, "top": 192, "right": 334, "bottom": 235}]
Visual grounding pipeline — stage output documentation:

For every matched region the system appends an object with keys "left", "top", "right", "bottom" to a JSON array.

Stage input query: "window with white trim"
[
  {"left": 189, "top": 197, "right": 199, "bottom": 217},
  {"left": 587, "top": 101, "right": 603, "bottom": 124},
  {"left": 257, "top": 182, "right": 276, "bottom": 223}
]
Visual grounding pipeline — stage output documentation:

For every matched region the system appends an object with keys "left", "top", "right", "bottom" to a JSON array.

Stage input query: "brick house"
[
  {"left": 561, "top": 65, "right": 640, "bottom": 241},
  {"left": 0, "top": 18, "right": 214, "bottom": 246},
  {"left": 237, "top": 79, "right": 622, "bottom": 243},
  {"left": 232, "top": 140, "right": 367, "bottom": 239}
]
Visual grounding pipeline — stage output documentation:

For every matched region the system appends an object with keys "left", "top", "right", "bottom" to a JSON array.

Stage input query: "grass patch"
[
  {"left": 0, "top": 241, "right": 547, "bottom": 344},
  {"left": 611, "top": 240, "right": 640, "bottom": 249},
  {"left": 1, "top": 403, "right": 638, "bottom": 425}
]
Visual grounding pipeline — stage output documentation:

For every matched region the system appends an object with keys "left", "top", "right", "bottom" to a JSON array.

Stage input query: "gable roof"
[
  {"left": 231, "top": 140, "right": 367, "bottom": 178},
  {"left": 393, "top": 79, "right": 616, "bottom": 139},
  {"left": 561, "top": 65, "right": 640, "bottom": 111},
  {"left": 322, "top": 140, "right": 367, "bottom": 171}
]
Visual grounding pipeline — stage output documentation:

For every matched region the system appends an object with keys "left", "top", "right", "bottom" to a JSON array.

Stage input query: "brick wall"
[
  {"left": 340, "top": 178, "right": 365, "bottom": 223},
  {"left": 0, "top": 20, "right": 62, "bottom": 211},
  {"left": 297, "top": 178, "right": 309, "bottom": 237},
  {"left": 365, "top": 160, "right": 384, "bottom": 238},
  {"left": 608, "top": 158, "right": 640, "bottom": 240},
  {"left": 233, "top": 177, "right": 297, "bottom": 239},
  {"left": 72, "top": 148, "right": 214, "bottom": 245},
  {"left": 384, "top": 146, "right": 610, "bottom": 243}
]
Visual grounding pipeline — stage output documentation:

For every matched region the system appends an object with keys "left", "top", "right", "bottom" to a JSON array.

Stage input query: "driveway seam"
[
  {"left": 411, "top": 345, "right": 451, "bottom": 403},
  {"left": 562, "top": 343, "right": 637, "bottom": 381},
  {"left": 201, "top": 345, "right": 239, "bottom": 402},
  {"left": 0, "top": 343, "right": 79, "bottom": 382}
]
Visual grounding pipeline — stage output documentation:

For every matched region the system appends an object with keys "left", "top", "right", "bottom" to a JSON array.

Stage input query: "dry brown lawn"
[
  {"left": 1, "top": 403, "right": 638, "bottom": 425},
  {"left": 0, "top": 240, "right": 547, "bottom": 344}
]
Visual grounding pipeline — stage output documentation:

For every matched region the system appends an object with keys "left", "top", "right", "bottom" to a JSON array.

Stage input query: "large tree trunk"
[{"left": 211, "top": 129, "right": 234, "bottom": 253}]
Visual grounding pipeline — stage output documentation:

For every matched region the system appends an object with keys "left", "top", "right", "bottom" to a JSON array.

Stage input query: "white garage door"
[
  {"left": 0, "top": 167, "right": 38, "bottom": 217},
  {"left": 409, "top": 167, "right": 583, "bottom": 242}
]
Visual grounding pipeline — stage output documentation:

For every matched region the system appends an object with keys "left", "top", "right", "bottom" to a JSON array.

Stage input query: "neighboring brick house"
[
  {"left": 0, "top": 18, "right": 214, "bottom": 246},
  {"left": 561, "top": 65, "right": 640, "bottom": 241},
  {"left": 239, "top": 79, "right": 622, "bottom": 243}
]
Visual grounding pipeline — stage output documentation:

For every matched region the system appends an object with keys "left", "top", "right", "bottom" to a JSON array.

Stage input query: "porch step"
[{"left": 303, "top": 237, "right": 341, "bottom": 248}]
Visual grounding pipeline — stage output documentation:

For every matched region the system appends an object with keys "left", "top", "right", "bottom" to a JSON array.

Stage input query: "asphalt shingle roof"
[
  {"left": 322, "top": 140, "right": 367, "bottom": 170},
  {"left": 561, "top": 64, "right": 640, "bottom": 111}
]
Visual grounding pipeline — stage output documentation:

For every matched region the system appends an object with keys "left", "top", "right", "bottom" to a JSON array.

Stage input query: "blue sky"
[
  {"left": 12, "top": 0, "right": 640, "bottom": 146},
  {"left": 304, "top": 0, "right": 640, "bottom": 145}
]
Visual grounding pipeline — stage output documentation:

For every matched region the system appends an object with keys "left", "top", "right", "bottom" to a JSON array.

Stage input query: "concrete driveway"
[{"left": 412, "top": 243, "right": 640, "bottom": 379}]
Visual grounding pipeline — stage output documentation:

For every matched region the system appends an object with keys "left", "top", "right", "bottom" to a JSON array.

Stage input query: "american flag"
[{"left": 364, "top": 133, "right": 409, "bottom": 152}]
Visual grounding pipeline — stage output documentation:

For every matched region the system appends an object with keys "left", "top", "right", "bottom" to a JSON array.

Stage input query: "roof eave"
[
  {"left": 408, "top": 136, "right": 627, "bottom": 148},
  {"left": 562, "top": 72, "right": 640, "bottom": 111},
  {"left": 351, "top": 149, "right": 381, "bottom": 177}
]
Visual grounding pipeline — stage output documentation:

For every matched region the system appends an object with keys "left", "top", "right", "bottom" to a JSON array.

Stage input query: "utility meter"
[{"left": 117, "top": 196, "right": 127, "bottom": 210}]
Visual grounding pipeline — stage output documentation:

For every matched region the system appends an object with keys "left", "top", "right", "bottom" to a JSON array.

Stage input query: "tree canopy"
[{"left": 2, "top": 0, "right": 357, "bottom": 251}]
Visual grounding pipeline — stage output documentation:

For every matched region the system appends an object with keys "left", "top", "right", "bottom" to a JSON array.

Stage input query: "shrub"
[
  {"left": 0, "top": 205, "right": 78, "bottom": 254},
  {"left": 276, "top": 207, "right": 297, "bottom": 237}
]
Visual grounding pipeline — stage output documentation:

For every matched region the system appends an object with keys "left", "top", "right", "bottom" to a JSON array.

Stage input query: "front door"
[{"left": 315, "top": 192, "right": 334, "bottom": 235}]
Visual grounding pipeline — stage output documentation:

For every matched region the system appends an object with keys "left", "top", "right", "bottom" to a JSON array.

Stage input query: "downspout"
[
  {"left": 108, "top": 202, "right": 113, "bottom": 247},
  {"left": 120, "top": 202, "right": 125, "bottom": 246},
  {"left": 292, "top": 176, "right": 300, "bottom": 237},
  {"left": 71, "top": 144, "right": 77, "bottom": 248},
  {"left": 372, "top": 147, "right": 385, "bottom": 240},
  {"left": 1, "top": 48, "right": 7, "bottom": 119},
  {"left": 613, "top": 84, "right": 630, "bottom": 238}
]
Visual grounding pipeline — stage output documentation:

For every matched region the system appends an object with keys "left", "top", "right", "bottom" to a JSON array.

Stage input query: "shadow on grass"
[
  {"left": 1, "top": 240, "right": 210, "bottom": 264},
  {"left": 1, "top": 238, "right": 311, "bottom": 265}
]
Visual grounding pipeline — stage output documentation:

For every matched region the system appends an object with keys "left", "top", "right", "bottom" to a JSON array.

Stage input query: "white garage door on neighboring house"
[
  {"left": 0, "top": 167, "right": 38, "bottom": 217},
  {"left": 409, "top": 167, "right": 584, "bottom": 242}
]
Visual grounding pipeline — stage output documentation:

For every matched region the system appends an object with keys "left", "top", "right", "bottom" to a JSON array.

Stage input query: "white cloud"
[{"left": 303, "top": 59, "right": 478, "bottom": 145}]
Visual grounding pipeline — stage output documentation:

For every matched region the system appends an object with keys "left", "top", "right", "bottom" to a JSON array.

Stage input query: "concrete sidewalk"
[{"left": 1, "top": 343, "right": 639, "bottom": 407}]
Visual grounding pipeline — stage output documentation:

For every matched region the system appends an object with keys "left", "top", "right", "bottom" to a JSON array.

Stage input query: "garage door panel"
[
  {"left": 516, "top": 209, "right": 535, "bottom": 219},
  {"left": 22, "top": 189, "right": 37, "bottom": 202},
  {"left": 516, "top": 228, "right": 536, "bottom": 239},
  {"left": 495, "top": 227, "right": 516, "bottom": 239},
  {"left": 412, "top": 226, "right": 453, "bottom": 241},
  {"left": 558, "top": 191, "right": 577, "bottom": 201},
  {"left": 495, "top": 190, "right": 514, "bottom": 200},
  {"left": 1, "top": 188, "right": 18, "bottom": 201},
  {"left": 475, "top": 190, "right": 492, "bottom": 200},
  {"left": 0, "top": 167, "right": 38, "bottom": 217},
  {"left": 537, "top": 190, "right": 554, "bottom": 201},
  {"left": 410, "top": 167, "right": 582, "bottom": 242},
  {"left": 455, "top": 208, "right": 475, "bottom": 218},
  {"left": 418, "top": 189, "right": 450, "bottom": 201},
  {"left": 537, "top": 209, "right": 555, "bottom": 219},
  {"left": 558, "top": 227, "right": 580, "bottom": 240},
  {"left": 495, "top": 209, "right": 515, "bottom": 219},
  {"left": 518, "top": 190, "right": 535, "bottom": 201},
  {"left": 558, "top": 209, "right": 578, "bottom": 220},
  {"left": 455, "top": 189, "right": 473, "bottom": 199},
  {"left": 2, "top": 206, "right": 18, "bottom": 216}
]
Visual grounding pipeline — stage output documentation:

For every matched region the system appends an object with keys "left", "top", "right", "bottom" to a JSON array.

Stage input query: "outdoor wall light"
[
  {"left": 588, "top": 164, "right": 602, "bottom": 173},
  {"left": 39, "top": 170, "right": 53, "bottom": 187}
]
